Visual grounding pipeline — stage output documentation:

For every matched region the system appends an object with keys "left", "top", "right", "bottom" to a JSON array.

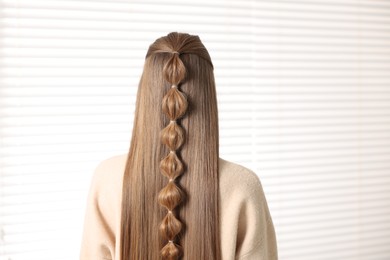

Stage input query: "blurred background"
[{"left": 1, "top": 0, "right": 390, "bottom": 259}]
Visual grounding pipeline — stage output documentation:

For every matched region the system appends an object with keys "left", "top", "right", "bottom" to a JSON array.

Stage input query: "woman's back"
[
  {"left": 80, "top": 32, "right": 277, "bottom": 259},
  {"left": 80, "top": 154, "right": 277, "bottom": 260}
]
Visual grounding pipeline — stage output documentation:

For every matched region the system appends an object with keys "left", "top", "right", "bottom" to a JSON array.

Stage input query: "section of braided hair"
[{"left": 158, "top": 51, "right": 188, "bottom": 260}]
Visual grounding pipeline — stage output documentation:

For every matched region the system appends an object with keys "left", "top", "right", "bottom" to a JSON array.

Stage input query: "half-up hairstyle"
[{"left": 120, "top": 32, "right": 221, "bottom": 260}]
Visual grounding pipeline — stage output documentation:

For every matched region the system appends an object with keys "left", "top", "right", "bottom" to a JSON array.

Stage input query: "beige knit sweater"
[{"left": 79, "top": 154, "right": 278, "bottom": 260}]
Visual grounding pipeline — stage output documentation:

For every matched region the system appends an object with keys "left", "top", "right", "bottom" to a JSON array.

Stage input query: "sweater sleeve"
[
  {"left": 79, "top": 162, "right": 115, "bottom": 260},
  {"left": 236, "top": 172, "right": 278, "bottom": 260}
]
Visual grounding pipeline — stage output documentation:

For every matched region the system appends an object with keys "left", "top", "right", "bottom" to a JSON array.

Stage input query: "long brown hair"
[{"left": 120, "top": 32, "right": 221, "bottom": 260}]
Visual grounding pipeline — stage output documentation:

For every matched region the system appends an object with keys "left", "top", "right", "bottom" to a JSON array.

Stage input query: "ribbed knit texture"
[{"left": 79, "top": 154, "right": 278, "bottom": 260}]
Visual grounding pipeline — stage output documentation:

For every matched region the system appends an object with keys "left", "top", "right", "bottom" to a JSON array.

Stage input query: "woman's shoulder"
[
  {"left": 94, "top": 153, "right": 128, "bottom": 172},
  {"left": 218, "top": 157, "right": 263, "bottom": 197},
  {"left": 90, "top": 153, "right": 128, "bottom": 193},
  {"left": 219, "top": 157, "right": 260, "bottom": 180}
]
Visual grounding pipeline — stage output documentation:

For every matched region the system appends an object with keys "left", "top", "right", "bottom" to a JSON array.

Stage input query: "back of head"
[{"left": 120, "top": 32, "right": 221, "bottom": 260}]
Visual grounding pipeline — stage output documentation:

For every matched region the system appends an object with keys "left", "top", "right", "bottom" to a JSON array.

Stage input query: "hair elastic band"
[
  {"left": 171, "top": 84, "right": 178, "bottom": 88},
  {"left": 170, "top": 150, "right": 175, "bottom": 154},
  {"left": 170, "top": 120, "right": 176, "bottom": 123},
  {"left": 169, "top": 240, "right": 173, "bottom": 243}
]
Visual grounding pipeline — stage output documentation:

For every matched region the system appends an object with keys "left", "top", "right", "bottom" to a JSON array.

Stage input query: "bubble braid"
[{"left": 158, "top": 51, "right": 188, "bottom": 259}]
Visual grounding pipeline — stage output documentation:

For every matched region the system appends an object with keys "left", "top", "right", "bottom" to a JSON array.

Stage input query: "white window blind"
[{"left": 1, "top": 0, "right": 390, "bottom": 259}]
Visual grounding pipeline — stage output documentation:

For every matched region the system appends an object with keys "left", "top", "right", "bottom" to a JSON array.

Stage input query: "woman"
[{"left": 80, "top": 32, "right": 277, "bottom": 260}]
